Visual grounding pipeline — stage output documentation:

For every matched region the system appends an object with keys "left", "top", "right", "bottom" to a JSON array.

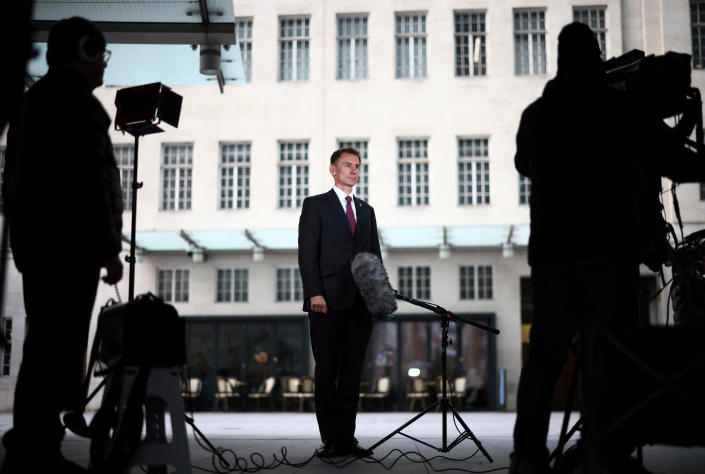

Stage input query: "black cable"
[
  {"left": 181, "top": 362, "right": 509, "bottom": 474},
  {"left": 189, "top": 440, "right": 509, "bottom": 473}
]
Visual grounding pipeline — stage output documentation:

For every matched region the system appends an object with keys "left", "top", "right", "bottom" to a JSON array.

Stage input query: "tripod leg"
[
  {"left": 446, "top": 402, "right": 493, "bottom": 462},
  {"left": 369, "top": 400, "right": 440, "bottom": 451},
  {"left": 550, "top": 352, "right": 581, "bottom": 463}
]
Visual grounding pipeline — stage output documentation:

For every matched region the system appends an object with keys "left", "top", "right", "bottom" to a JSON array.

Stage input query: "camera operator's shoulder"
[{"left": 519, "top": 97, "right": 545, "bottom": 125}]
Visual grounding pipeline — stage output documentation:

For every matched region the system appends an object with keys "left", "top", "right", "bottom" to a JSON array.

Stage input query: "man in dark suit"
[{"left": 298, "top": 147, "right": 382, "bottom": 458}]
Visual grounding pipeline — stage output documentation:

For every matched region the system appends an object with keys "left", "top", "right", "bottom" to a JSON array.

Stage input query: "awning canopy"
[
  {"left": 124, "top": 224, "right": 530, "bottom": 255},
  {"left": 27, "top": 0, "right": 244, "bottom": 90}
]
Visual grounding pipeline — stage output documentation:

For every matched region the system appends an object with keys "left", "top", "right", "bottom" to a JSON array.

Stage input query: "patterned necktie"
[{"left": 346, "top": 196, "right": 356, "bottom": 236}]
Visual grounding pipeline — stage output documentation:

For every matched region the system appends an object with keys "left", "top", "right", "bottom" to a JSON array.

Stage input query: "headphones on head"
[{"left": 78, "top": 33, "right": 104, "bottom": 63}]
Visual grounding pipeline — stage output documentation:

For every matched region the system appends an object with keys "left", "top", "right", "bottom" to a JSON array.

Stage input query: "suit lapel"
[{"left": 353, "top": 196, "right": 369, "bottom": 242}]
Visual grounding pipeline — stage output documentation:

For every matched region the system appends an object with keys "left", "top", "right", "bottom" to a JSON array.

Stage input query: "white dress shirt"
[{"left": 332, "top": 186, "right": 357, "bottom": 221}]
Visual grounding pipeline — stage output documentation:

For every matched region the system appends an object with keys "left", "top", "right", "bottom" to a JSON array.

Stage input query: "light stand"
[
  {"left": 114, "top": 82, "right": 182, "bottom": 301},
  {"left": 123, "top": 128, "right": 145, "bottom": 301},
  {"left": 101, "top": 84, "right": 185, "bottom": 474},
  {"left": 370, "top": 292, "right": 500, "bottom": 461}
]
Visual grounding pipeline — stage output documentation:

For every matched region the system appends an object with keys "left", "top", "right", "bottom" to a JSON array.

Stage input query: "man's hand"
[
  {"left": 102, "top": 255, "right": 123, "bottom": 285},
  {"left": 310, "top": 295, "right": 327, "bottom": 314}
]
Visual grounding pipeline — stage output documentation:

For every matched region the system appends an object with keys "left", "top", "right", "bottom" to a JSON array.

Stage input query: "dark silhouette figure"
[
  {"left": 1, "top": 17, "right": 123, "bottom": 474},
  {"left": 298, "top": 147, "right": 382, "bottom": 458},
  {"left": 510, "top": 22, "right": 705, "bottom": 474}
]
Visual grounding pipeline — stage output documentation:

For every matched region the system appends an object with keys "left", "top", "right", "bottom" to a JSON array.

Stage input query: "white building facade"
[{"left": 1, "top": 0, "right": 704, "bottom": 412}]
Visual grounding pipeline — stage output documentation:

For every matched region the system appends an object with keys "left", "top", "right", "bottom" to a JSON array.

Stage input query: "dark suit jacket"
[{"left": 298, "top": 188, "right": 382, "bottom": 313}]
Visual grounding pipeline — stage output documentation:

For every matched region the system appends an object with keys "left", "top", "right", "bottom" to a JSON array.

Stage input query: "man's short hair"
[
  {"left": 330, "top": 147, "right": 361, "bottom": 165},
  {"left": 47, "top": 17, "right": 106, "bottom": 67}
]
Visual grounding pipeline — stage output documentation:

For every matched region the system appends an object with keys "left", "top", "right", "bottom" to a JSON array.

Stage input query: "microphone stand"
[{"left": 369, "top": 291, "right": 500, "bottom": 461}]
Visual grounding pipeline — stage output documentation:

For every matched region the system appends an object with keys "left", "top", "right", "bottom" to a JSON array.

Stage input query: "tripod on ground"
[{"left": 370, "top": 293, "right": 499, "bottom": 461}]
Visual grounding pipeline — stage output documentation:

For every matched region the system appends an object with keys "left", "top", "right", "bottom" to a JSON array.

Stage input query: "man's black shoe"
[
  {"left": 338, "top": 440, "right": 373, "bottom": 457},
  {"left": 316, "top": 441, "right": 337, "bottom": 458}
]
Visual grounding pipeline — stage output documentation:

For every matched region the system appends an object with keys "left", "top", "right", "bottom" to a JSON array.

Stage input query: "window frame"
[
  {"left": 519, "top": 174, "right": 532, "bottom": 205},
  {"left": 219, "top": 142, "right": 251, "bottom": 210},
  {"left": 457, "top": 137, "right": 490, "bottom": 206},
  {"left": 398, "top": 265, "right": 431, "bottom": 299},
  {"left": 279, "top": 15, "right": 311, "bottom": 81},
  {"left": 513, "top": 8, "right": 547, "bottom": 76},
  {"left": 236, "top": 17, "right": 254, "bottom": 82},
  {"left": 454, "top": 10, "right": 488, "bottom": 77},
  {"left": 276, "top": 267, "right": 303, "bottom": 302},
  {"left": 277, "top": 140, "right": 310, "bottom": 209},
  {"left": 336, "top": 13, "right": 369, "bottom": 80},
  {"left": 160, "top": 143, "right": 193, "bottom": 211},
  {"left": 395, "top": 11, "right": 428, "bottom": 78},
  {"left": 157, "top": 267, "right": 191, "bottom": 303},
  {"left": 692, "top": 0, "right": 705, "bottom": 69},
  {"left": 216, "top": 267, "right": 249, "bottom": 303},
  {"left": 114, "top": 144, "right": 134, "bottom": 212},
  {"left": 459, "top": 265, "right": 494, "bottom": 300},
  {"left": 397, "top": 138, "right": 430, "bottom": 207}
]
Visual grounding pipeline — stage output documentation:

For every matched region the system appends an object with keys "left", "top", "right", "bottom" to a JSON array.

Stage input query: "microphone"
[{"left": 350, "top": 252, "right": 398, "bottom": 319}]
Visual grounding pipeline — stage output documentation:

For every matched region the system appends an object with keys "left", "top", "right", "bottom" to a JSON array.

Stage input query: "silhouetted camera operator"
[
  {"left": 1, "top": 17, "right": 123, "bottom": 474},
  {"left": 510, "top": 22, "right": 705, "bottom": 474}
]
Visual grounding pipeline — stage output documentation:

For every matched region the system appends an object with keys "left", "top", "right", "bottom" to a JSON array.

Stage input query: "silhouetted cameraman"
[
  {"left": 510, "top": 22, "right": 705, "bottom": 474},
  {"left": 1, "top": 17, "right": 123, "bottom": 473}
]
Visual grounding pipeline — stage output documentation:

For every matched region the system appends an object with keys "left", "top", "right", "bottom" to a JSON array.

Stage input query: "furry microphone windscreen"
[{"left": 350, "top": 252, "right": 397, "bottom": 318}]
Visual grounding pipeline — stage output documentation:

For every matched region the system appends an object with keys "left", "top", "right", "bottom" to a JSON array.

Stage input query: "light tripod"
[{"left": 370, "top": 292, "right": 500, "bottom": 461}]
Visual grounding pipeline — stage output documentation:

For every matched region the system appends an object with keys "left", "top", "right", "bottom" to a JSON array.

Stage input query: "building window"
[
  {"left": 458, "top": 138, "right": 490, "bottom": 205},
  {"left": 519, "top": 174, "right": 532, "bottom": 205},
  {"left": 219, "top": 142, "right": 251, "bottom": 209},
  {"left": 693, "top": 1, "right": 705, "bottom": 69},
  {"left": 573, "top": 6, "right": 607, "bottom": 60},
  {"left": 216, "top": 268, "right": 249, "bottom": 302},
  {"left": 237, "top": 18, "right": 253, "bottom": 82},
  {"left": 395, "top": 12, "right": 427, "bottom": 78},
  {"left": 397, "top": 139, "right": 429, "bottom": 206},
  {"left": 279, "top": 16, "right": 310, "bottom": 81},
  {"left": 158, "top": 268, "right": 190, "bottom": 303},
  {"left": 337, "top": 14, "right": 368, "bottom": 80},
  {"left": 460, "top": 265, "right": 493, "bottom": 300},
  {"left": 514, "top": 8, "right": 547, "bottom": 75},
  {"left": 454, "top": 11, "right": 487, "bottom": 77},
  {"left": 278, "top": 141, "right": 309, "bottom": 208},
  {"left": 160, "top": 144, "right": 193, "bottom": 211},
  {"left": 398, "top": 266, "right": 431, "bottom": 299},
  {"left": 338, "top": 139, "right": 369, "bottom": 202},
  {"left": 1, "top": 317, "right": 11, "bottom": 376},
  {"left": 0, "top": 147, "right": 5, "bottom": 213},
  {"left": 700, "top": 183, "right": 705, "bottom": 200},
  {"left": 276, "top": 267, "right": 303, "bottom": 302},
  {"left": 113, "top": 144, "right": 134, "bottom": 211}
]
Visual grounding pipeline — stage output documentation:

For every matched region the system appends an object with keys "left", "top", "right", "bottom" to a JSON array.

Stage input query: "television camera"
[{"left": 604, "top": 49, "right": 705, "bottom": 324}]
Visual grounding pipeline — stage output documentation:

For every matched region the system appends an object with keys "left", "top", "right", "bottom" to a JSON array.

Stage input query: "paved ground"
[{"left": 1, "top": 411, "right": 704, "bottom": 473}]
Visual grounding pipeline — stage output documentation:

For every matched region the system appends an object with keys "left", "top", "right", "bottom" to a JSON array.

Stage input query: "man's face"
[
  {"left": 330, "top": 152, "right": 360, "bottom": 189},
  {"left": 70, "top": 52, "right": 107, "bottom": 89}
]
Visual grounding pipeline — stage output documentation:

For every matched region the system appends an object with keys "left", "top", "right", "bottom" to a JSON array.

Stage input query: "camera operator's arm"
[{"left": 515, "top": 102, "right": 540, "bottom": 178}]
